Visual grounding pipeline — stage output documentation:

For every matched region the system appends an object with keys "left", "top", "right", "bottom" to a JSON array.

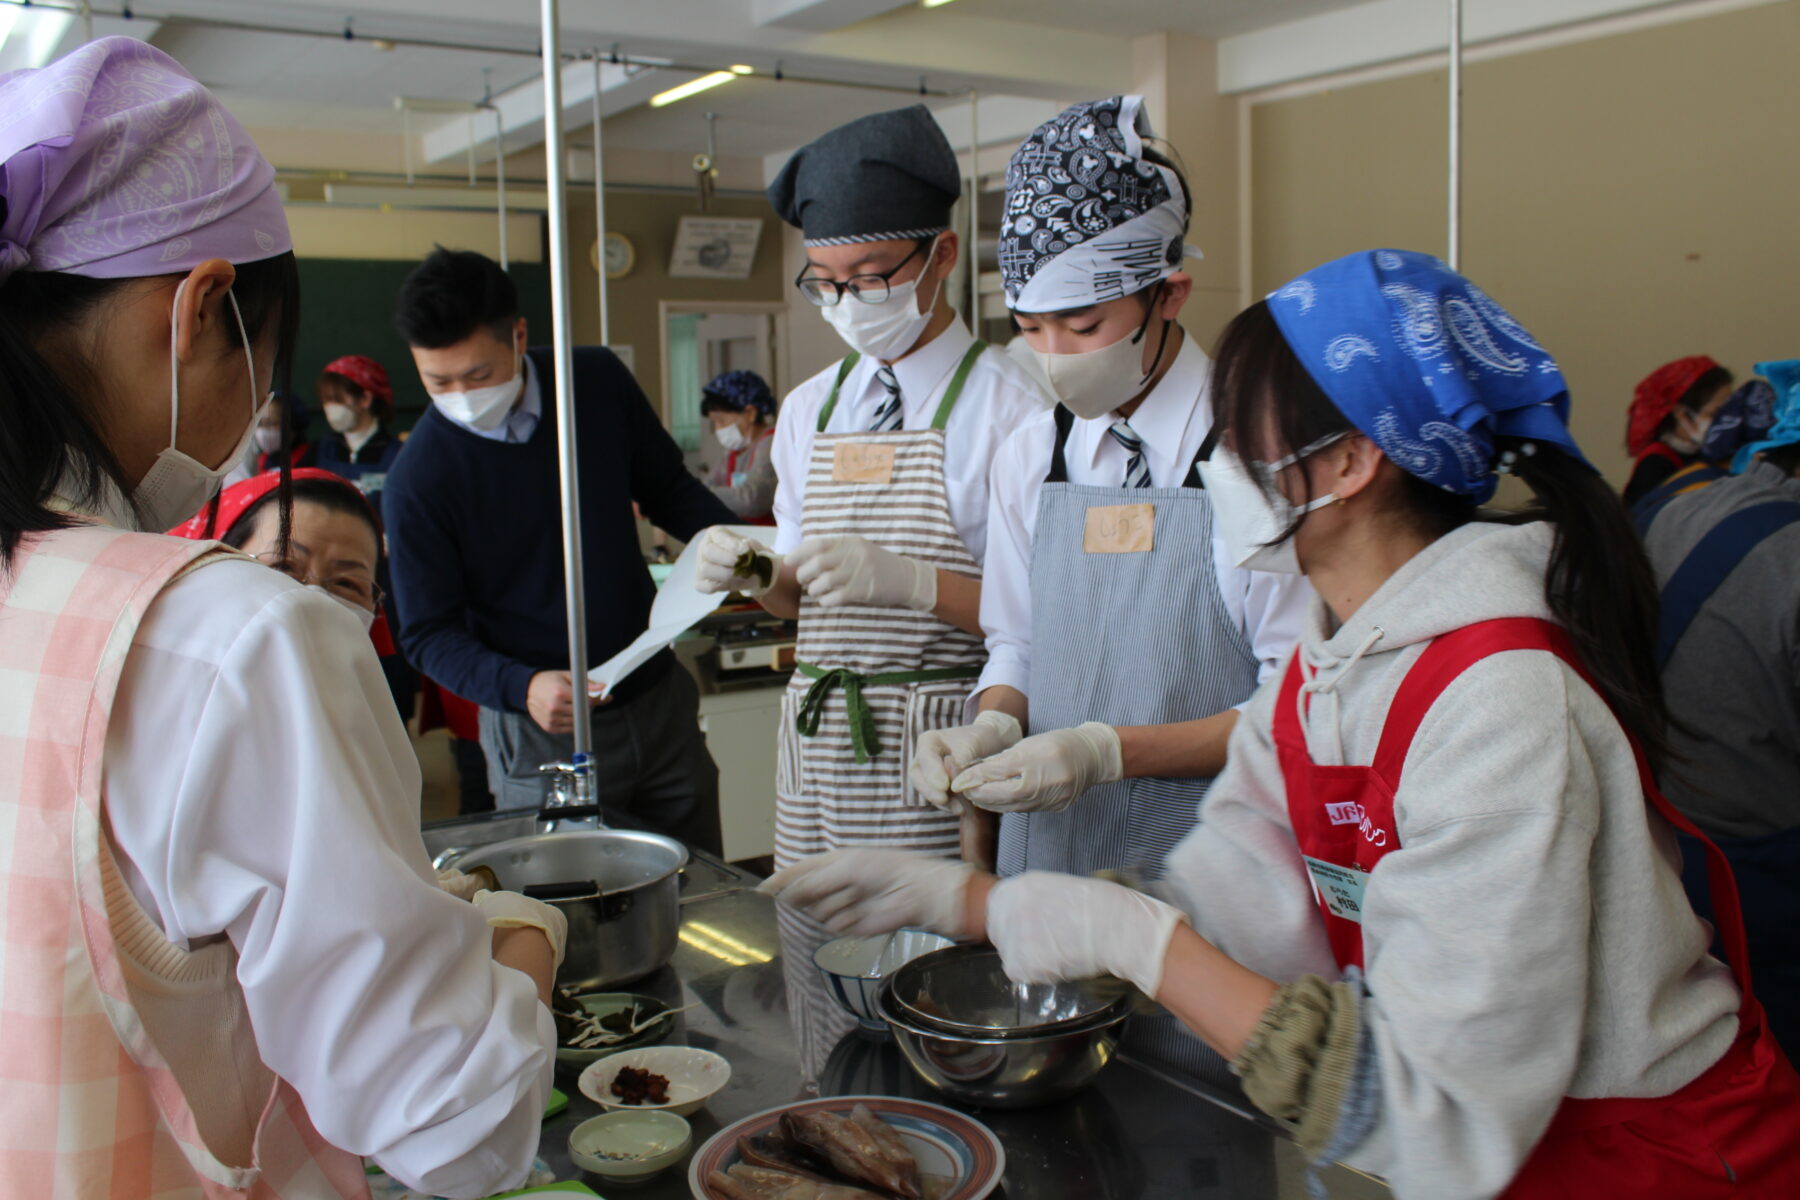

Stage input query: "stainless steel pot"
[{"left": 445, "top": 830, "right": 688, "bottom": 990}]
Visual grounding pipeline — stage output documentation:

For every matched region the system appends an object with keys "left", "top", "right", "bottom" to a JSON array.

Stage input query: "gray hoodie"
[{"left": 1163, "top": 521, "right": 1739, "bottom": 1200}]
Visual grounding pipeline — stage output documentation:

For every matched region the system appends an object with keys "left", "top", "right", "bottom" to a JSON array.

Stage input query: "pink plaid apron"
[{"left": 0, "top": 526, "right": 369, "bottom": 1198}]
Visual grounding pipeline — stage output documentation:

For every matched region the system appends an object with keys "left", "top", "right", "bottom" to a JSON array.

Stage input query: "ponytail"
[
  {"left": 1214, "top": 300, "right": 1673, "bottom": 769},
  {"left": 1496, "top": 438, "right": 1671, "bottom": 768}
]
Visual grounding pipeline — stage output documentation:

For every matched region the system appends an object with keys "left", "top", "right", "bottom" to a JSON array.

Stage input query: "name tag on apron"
[
  {"left": 832, "top": 442, "right": 896, "bottom": 484},
  {"left": 1302, "top": 856, "right": 1370, "bottom": 923},
  {"left": 1082, "top": 503, "right": 1155, "bottom": 554}
]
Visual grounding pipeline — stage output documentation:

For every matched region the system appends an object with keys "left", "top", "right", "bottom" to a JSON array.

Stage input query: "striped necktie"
[
  {"left": 1108, "top": 420, "right": 1151, "bottom": 488},
  {"left": 870, "top": 366, "right": 904, "bottom": 432}
]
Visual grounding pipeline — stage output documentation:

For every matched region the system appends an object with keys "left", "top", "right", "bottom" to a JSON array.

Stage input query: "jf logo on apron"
[
  {"left": 774, "top": 342, "right": 988, "bottom": 1079},
  {"left": 1277, "top": 617, "right": 1800, "bottom": 1198},
  {"left": 999, "top": 403, "right": 1261, "bottom": 1084}
]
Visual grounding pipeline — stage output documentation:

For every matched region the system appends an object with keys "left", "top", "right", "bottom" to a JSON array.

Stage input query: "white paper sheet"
[{"left": 586, "top": 524, "right": 769, "bottom": 696}]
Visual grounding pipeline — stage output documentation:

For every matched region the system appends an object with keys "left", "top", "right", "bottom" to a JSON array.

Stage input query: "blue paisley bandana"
[
  {"left": 1267, "top": 249, "right": 1589, "bottom": 502},
  {"left": 999, "top": 95, "right": 1194, "bottom": 313},
  {"left": 1700, "top": 379, "right": 1775, "bottom": 464}
]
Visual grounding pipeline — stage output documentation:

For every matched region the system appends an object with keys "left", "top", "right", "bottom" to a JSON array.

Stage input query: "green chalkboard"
[{"left": 289, "top": 258, "right": 553, "bottom": 436}]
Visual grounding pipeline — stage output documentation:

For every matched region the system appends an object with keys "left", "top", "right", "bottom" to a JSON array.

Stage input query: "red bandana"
[
  {"left": 322, "top": 354, "right": 393, "bottom": 404},
  {"left": 1628, "top": 355, "right": 1718, "bottom": 457}
]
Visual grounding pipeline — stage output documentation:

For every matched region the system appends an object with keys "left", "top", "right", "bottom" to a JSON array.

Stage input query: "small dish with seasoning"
[
  {"left": 568, "top": 1109, "right": 692, "bottom": 1184},
  {"left": 577, "top": 1046, "right": 731, "bottom": 1117}
]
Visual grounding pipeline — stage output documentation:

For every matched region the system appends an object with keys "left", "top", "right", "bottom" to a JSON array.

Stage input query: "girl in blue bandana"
[{"left": 764, "top": 250, "right": 1800, "bottom": 1200}]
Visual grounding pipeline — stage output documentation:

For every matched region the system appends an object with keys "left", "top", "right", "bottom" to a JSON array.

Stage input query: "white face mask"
[
  {"left": 1197, "top": 436, "right": 1346, "bottom": 574},
  {"left": 254, "top": 426, "right": 283, "bottom": 454},
  {"left": 323, "top": 402, "right": 360, "bottom": 434},
  {"left": 715, "top": 421, "right": 750, "bottom": 452},
  {"left": 306, "top": 583, "right": 378, "bottom": 633},
  {"left": 133, "top": 281, "right": 265, "bottom": 531},
  {"left": 819, "top": 240, "right": 943, "bottom": 362},
  {"left": 1025, "top": 289, "right": 1171, "bottom": 420},
  {"left": 431, "top": 354, "right": 522, "bottom": 432}
]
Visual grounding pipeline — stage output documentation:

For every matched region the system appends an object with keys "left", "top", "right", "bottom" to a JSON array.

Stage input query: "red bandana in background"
[
  {"left": 167, "top": 468, "right": 396, "bottom": 655},
  {"left": 1627, "top": 355, "right": 1719, "bottom": 457},
  {"left": 322, "top": 354, "right": 393, "bottom": 404}
]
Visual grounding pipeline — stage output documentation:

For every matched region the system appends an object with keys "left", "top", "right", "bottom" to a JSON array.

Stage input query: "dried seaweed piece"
[{"left": 733, "top": 547, "right": 774, "bottom": 589}]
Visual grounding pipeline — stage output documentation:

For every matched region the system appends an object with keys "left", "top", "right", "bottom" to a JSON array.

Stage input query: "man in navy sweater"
[{"left": 385, "top": 247, "right": 733, "bottom": 852}]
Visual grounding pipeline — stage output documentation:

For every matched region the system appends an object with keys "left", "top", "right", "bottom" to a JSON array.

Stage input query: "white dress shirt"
[
  {"left": 442, "top": 356, "right": 543, "bottom": 444},
  {"left": 770, "top": 320, "right": 1052, "bottom": 561},
  {"left": 104, "top": 542, "right": 553, "bottom": 1197},
  {"left": 977, "top": 332, "right": 1311, "bottom": 704}
]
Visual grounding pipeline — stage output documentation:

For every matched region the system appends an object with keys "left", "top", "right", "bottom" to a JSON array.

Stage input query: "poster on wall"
[{"left": 668, "top": 216, "right": 763, "bottom": 280}]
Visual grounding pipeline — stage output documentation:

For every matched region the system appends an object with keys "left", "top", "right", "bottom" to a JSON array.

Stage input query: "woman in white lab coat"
[{"left": 0, "top": 39, "right": 559, "bottom": 1199}]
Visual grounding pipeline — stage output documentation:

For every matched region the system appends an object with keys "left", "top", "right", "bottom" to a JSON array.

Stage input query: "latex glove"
[
  {"left": 473, "top": 889, "right": 569, "bottom": 969},
  {"left": 951, "top": 722, "right": 1123, "bottom": 813},
  {"left": 987, "top": 872, "right": 1188, "bottom": 998},
  {"left": 694, "top": 526, "right": 780, "bottom": 596},
  {"left": 909, "top": 711, "right": 1024, "bottom": 810},
  {"left": 789, "top": 535, "right": 936, "bottom": 612},
  {"left": 759, "top": 849, "right": 973, "bottom": 938},
  {"left": 435, "top": 868, "right": 485, "bottom": 902}
]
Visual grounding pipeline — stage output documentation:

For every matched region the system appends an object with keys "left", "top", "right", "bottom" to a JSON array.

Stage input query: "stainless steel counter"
[{"left": 531, "top": 853, "right": 1391, "bottom": 1200}]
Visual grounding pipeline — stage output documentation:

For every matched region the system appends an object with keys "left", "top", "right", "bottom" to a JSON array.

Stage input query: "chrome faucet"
[{"left": 537, "top": 754, "right": 599, "bottom": 832}]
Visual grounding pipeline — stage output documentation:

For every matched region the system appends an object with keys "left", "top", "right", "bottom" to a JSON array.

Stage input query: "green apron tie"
[{"left": 795, "top": 660, "right": 983, "bottom": 764}]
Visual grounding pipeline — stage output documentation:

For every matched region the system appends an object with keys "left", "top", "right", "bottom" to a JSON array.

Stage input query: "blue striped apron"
[{"left": 998, "top": 402, "right": 1262, "bottom": 1083}]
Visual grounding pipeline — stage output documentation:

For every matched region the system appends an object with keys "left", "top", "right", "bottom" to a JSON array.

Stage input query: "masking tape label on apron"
[
  {"left": 832, "top": 442, "right": 897, "bottom": 484},
  {"left": 1303, "top": 855, "right": 1370, "bottom": 923},
  {"left": 1082, "top": 502, "right": 1155, "bottom": 554}
]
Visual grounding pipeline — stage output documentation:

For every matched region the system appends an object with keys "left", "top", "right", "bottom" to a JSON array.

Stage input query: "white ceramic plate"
[{"left": 577, "top": 1045, "right": 731, "bottom": 1117}]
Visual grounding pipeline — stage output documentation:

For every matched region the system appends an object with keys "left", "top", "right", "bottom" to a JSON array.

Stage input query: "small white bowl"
[
  {"left": 568, "top": 1108, "right": 692, "bottom": 1184},
  {"left": 814, "top": 930, "right": 956, "bottom": 1031},
  {"left": 577, "top": 1045, "right": 731, "bottom": 1117}
]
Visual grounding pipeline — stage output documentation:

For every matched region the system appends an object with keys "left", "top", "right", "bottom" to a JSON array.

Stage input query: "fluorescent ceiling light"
[
  {"left": 922, "top": 0, "right": 957, "bottom": 8},
  {"left": 650, "top": 66, "right": 751, "bottom": 108},
  {"left": 0, "top": 3, "right": 76, "bottom": 69}
]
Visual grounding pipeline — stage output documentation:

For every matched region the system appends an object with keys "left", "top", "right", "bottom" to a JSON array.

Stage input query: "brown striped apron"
[{"left": 775, "top": 341, "right": 988, "bottom": 1080}]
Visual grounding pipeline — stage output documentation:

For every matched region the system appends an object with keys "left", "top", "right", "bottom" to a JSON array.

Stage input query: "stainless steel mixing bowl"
[
  {"left": 888, "top": 943, "right": 1131, "bottom": 1039},
  {"left": 877, "top": 978, "right": 1130, "bottom": 1108}
]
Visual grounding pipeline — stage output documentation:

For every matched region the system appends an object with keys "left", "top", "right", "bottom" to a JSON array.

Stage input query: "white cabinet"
[{"left": 698, "top": 685, "right": 783, "bottom": 863}]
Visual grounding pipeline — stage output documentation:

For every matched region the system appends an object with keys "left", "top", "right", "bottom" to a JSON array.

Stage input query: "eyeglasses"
[
  {"left": 795, "top": 238, "right": 932, "bottom": 308},
  {"left": 254, "top": 551, "right": 383, "bottom": 611}
]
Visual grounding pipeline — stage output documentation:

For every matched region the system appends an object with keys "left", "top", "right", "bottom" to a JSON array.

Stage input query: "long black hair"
[
  {"left": 1213, "top": 299, "right": 1671, "bottom": 768},
  {"left": 0, "top": 252, "right": 301, "bottom": 566}
]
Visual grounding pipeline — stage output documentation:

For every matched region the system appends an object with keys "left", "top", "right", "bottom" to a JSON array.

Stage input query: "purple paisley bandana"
[{"left": 0, "top": 36, "right": 289, "bottom": 284}]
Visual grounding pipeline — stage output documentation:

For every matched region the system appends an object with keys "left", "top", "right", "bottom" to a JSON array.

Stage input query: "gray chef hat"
[{"left": 768, "top": 104, "right": 962, "bottom": 247}]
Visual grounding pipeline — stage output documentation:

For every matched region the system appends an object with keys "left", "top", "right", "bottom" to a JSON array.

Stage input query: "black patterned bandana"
[{"left": 999, "top": 95, "right": 1192, "bottom": 312}]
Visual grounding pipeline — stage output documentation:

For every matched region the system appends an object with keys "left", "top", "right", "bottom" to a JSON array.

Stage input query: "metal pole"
[
  {"left": 967, "top": 89, "right": 980, "bottom": 325},
  {"left": 591, "top": 55, "right": 611, "bottom": 346},
  {"left": 539, "top": 0, "right": 594, "bottom": 775},
  {"left": 1447, "top": 0, "right": 1463, "bottom": 269},
  {"left": 402, "top": 105, "right": 414, "bottom": 186},
  {"left": 493, "top": 106, "right": 509, "bottom": 270}
]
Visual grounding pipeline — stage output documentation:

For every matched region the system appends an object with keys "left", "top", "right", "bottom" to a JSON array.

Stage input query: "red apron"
[{"left": 1274, "top": 617, "right": 1800, "bottom": 1197}]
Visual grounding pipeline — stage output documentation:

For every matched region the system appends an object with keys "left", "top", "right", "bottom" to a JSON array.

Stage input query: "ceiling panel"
[{"left": 943, "top": 0, "right": 1368, "bottom": 39}]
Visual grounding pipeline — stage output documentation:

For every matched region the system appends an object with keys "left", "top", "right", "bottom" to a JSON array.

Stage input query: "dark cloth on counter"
[
  {"left": 478, "top": 664, "right": 721, "bottom": 855},
  {"left": 1645, "top": 460, "right": 1800, "bottom": 838},
  {"left": 384, "top": 344, "right": 736, "bottom": 713}
]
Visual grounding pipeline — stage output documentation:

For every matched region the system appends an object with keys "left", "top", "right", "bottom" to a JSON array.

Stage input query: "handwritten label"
[
  {"left": 1082, "top": 503, "right": 1155, "bottom": 554},
  {"left": 1303, "top": 856, "right": 1370, "bottom": 923},
  {"left": 832, "top": 441, "right": 896, "bottom": 484}
]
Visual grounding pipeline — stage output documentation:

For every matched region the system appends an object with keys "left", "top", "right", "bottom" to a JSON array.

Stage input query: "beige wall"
[
  {"left": 1133, "top": 31, "right": 1241, "bottom": 352},
  {"left": 1248, "top": 0, "right": 1800, "bottom": 486},
  {"left": 561, "top": 189, "right": 786, "bottom": 419}
]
